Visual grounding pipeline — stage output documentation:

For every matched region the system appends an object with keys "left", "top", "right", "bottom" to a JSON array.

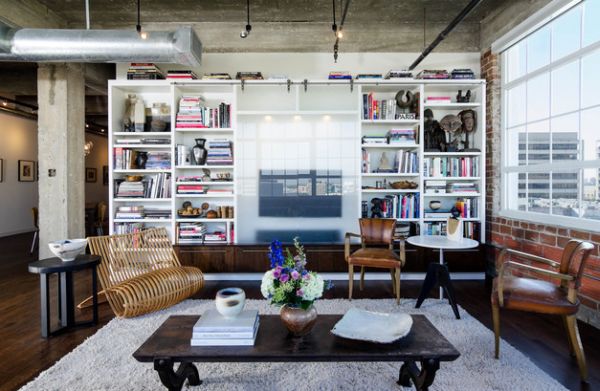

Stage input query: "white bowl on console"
[{"left": 48, "top": 239, "right": 88, "bottom": 262}]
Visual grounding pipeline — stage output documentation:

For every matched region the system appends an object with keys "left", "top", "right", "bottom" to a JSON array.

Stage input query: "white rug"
[{"left": 20, "top": 299, "right": 567, "bottom": 391}]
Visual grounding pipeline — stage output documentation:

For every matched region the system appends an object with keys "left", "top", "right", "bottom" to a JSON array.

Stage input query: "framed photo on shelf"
[
  {"left": 102, "top": 165, "right": 108, "bottom": 186},
  {"left": 86, "top": 167, "right": 97, "bottom": 183},
  {"left": 18, "top": 160, "right": 35, "bottom": 182}
]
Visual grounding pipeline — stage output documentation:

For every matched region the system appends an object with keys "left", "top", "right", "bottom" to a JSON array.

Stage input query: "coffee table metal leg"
[
  {"left": 40, "top": 273, "right": 50, "bottom": 338},
  {"left": 154, "top": 358, "right": 202, "bottom": 391},
  {"left": 397, "top": 358, "right": 440, "bottom": 391}
]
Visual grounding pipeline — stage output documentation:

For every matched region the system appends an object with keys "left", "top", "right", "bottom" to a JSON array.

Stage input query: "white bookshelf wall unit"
[{"left": 108, "top": 79, "right": 485, "bottom": 244}]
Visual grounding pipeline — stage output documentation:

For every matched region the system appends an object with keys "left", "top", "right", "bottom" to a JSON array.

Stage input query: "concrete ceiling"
[{"left": 33, "top": 0, "right": 508, "bottom": 52}]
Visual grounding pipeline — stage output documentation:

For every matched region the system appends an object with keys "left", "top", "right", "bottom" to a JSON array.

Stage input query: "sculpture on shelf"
[
  {"left": 370, "top": 198, "right": 383, "bottom": 218},
  {"left": 376, "top": 152, "right": 393, "bottom": 172},
  {"left": 456, "top": 90, "right": 471, "bottom": 103},
  {"left": 201, "top": 168, "right": 212, "bottom": 182},
  {"left": 123, "top": 94, "right": 136, "bottom": 132},
  {"left": 395, "top": 90, "right": 415, "bottom": 113},
  {"left": 424, "top": 109, "right": 447, "bottom": 152},
  {"left": 191, "top": 138, "right": 208, "bottom": 165},
  {"left": 440, "top": 114, "right": 463, "bottom": 152},
  {"left": 458, "top": 109, "right": 479, "bottom": 152}
]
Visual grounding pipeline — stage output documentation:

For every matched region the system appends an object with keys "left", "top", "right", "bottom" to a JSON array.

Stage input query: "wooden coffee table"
[{"left": 133, "top": 314, "right": 459, "bottom": 391}]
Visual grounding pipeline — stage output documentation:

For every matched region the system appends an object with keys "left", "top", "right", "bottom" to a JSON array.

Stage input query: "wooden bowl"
[{"left": 390, "top": 181, "right": 418, "bottom": 189}]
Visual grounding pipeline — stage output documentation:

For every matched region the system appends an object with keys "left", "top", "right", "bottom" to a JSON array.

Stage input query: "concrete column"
[{"left": 37, "top": 63, "right": 85, "bottom": 259}]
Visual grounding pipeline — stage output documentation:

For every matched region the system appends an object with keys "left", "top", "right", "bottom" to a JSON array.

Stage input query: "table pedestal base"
[
  {"left": 154, "top": 359, "right": 201, "bottom": 391},
  {"left": 398, "top": 358, "right": 440, "bottom": 391},
  {"left": 415, "top": 263, "right": 460, "bottom": 319}
]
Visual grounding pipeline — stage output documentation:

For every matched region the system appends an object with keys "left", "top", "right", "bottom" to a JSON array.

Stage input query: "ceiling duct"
[{"left": 0, "top": 23, "right": 201, "bottom": 66}]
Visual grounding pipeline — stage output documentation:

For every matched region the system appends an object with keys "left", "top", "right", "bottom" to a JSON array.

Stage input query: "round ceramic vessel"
[
  {"left": 280, "top": 304, "right": 318, "bottom": 337},
  {"left": 215, "top": 287, "right": 246, "bottom": 318},
  {"left": 48, "top": 239, "right": 87, "bottom": 262}
]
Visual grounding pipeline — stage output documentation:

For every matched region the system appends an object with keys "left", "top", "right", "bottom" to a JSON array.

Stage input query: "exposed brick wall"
[{"left": 481, "top": 49, "right": 600, "bottom": 328}]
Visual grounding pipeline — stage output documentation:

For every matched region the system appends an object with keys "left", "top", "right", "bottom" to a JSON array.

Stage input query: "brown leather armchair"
[
  {"left": 345, "top": 218, "right": 405, "bottom": 304},
  {"left": 491, "top": 239, "right": 594, "bottom": 380}
]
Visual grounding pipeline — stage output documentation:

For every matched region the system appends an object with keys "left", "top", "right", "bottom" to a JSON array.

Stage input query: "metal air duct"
[{"left": 0, "top": 24, "right": 201, "bottom": 66}]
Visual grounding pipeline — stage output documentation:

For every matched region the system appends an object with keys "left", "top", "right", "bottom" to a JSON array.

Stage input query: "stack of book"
[
  {"left": 204, "top": 231, "right": 227, "bottom": 242},
  {"left": 425, "top": 180, "right": 447, "bottom": 194},
  {"left": 207, "top": 140, "right": 233, "bottom": 165},
  {"left": 177, "top": 176, "right": 203, "bottom": 182},
  {"left": 355, "top": 74, "right": 382, "bottom": 79},
  {"left": 126, "top": 63, "right": 165, "bottom": 80},
  {"left": 385, "top": 70, "right": 413, "bottom": 79},
  {"left": 115, "top": 180, "right": 145, "bottom": 198},
  {"left": 328, "top": 71, "right": 352, "bottom": 80},
  {"left": 236, "top": 72, "right": 263, "bottom": 80},
  {"left": 167, "top": 70, "right": 198, "bottom": 80},
  {"left": 115, "top": 206, "right": 144, "bottom": 219},
  {"left": 113, "top": 149, "right": 171, "bottom": 170},
  {"left": 372, "top": 194, "right": 420, "bottom": 219},
  {"left": 362, "top": 136, "right": 388, "bottom": 145},
  {"left": 447, "top": 182, "right": 478, "bottom": 194},
  {"left": 396, "top": 150, "right": 419, "bottom": 173},
  {"left": 143, "top": 208, "right": 171, "bottom": 219},
  {"left": 451, "top": 69, "right": 475, "bottom": 79},
  {"left": 176, "top": 96, "right": 232, "bottom": 129},
  {"left": 423, "top": 157, "right": 479, "bottom": 177},
  {"left": 191, "top": 309, "right": 259, "bottom": 346},
  {"left": 177, "top": 184, "right": 205, "bottom": 194},
  {"left": 202, "top": 73, "right": 232, "bottom": 80},
  {"left": 145, "top": 152, "right": 172, "bottom": 170},
  {"left": 387, "top": 129, "right": 416, "bottom": 145},
  {"left": 177, "top": 222, "right": 207, "bottom": 244},
  {"left": 207, "top": 188, "right": 233, "bottom": 195},
  {"left": 362, "top": 93, "right": 398, "bottom": 120},
  {"left": 116, "top": 175, "right": 171, "bottom": 198},
  {"left": 416, "top": 70, "right": 450, "bottom": 79}
]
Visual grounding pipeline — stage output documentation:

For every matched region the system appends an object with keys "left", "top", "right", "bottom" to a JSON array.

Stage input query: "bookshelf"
[{"left": 109, "top": 79, "right": 485, "bottom": 244}]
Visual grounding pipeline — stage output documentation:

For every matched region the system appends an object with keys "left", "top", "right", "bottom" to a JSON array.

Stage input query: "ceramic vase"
[
  {"left": 215, "top": 287, "right": 246, "bottom": 318},
  {"left": 191, "top": 138, "right": 208, "bottom": 165},
  {"left": 280, "top": 304, "right": 317, "bottom": 337}
]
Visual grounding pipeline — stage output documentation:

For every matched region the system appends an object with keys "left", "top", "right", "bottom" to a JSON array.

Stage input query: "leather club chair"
[
  {"left": 345, "top": 218, "right": 405, "bottom": 304},
  {"left": 491, "top": 239, "right": 594, "bottom": 380}
]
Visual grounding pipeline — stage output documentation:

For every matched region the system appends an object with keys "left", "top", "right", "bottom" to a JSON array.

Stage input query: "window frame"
[{"left": 499, "top": 0, "right": 600, "bottom": 232}]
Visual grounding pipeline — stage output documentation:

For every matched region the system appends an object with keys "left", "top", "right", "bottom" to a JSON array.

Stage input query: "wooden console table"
[{"left": 134, "top": 314, "right": 460, "bottom": 391}]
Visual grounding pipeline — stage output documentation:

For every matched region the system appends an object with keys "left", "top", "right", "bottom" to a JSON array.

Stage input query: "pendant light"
[
  {"left": 136, "top": 0, "right": 148, "bottom": 39},
  {"left": 332, "top": 0, "right": 343, "bottom": 39},
  {"left": 240, "top": 0, "right": 252, "bottom": 38}
]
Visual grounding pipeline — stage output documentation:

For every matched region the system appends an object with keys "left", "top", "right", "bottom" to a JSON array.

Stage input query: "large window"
[{"left": 502, "top": 0, "right": 600, "bottom": 231}]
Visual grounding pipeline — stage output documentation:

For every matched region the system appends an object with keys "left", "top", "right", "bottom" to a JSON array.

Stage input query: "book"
[
  {"left": 192, "top": 316, "right": 259, "bottom": 339},
  {"left": 193, "top": 309, "right": 259, "bottom": 332},
  {"left": 190, "top": 326, "right": 259, "bottom": 346}
]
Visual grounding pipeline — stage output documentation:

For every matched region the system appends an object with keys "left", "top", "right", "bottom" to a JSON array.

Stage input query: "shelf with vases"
[
  {"left": 361, "top": 173, "right": 419, "bottom": 177},
  {"left": 175, "top": 128, "right": 234, "bottom": 132},
  {"left": 113, "top": 132, "right": 172, "bottom": 137},
  {"left": 361, "top": 189, "right": 419, "bottom": 193},
  {"left": 423, "top": 192, "right": 481, "bottom": 197},
  {"left": 113, "top": 198, "right": 172, "bottom": 202},
  {"left": 113, "top": 169, "right": 171, "bottom": 173},
  {"left": 361, "top": 144, "right": 419, "bottom": 149},
  {"left": 175, "top": 193, "right": 234, "bottom": 198}
]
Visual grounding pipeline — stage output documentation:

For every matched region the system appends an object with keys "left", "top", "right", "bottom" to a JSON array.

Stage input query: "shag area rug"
[{"left": 20, "top": 299, "right": 567, "bottom": 391}]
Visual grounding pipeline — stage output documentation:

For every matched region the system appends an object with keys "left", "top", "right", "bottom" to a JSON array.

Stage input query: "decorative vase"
[
  {"left": 191, "top": 138, "right": 207, "bottom": 165},
  {"left": 215, "top": 287, "right": 246, "bottom": 318},
  {"left": 135, "top": 152, "right": 148, "bottom": 169},
  {"left": 429, "top": 200, "right": 442, "bottom": 210},
  {"left": 280, "top": 304, "right": 317, "bottom": 337}
]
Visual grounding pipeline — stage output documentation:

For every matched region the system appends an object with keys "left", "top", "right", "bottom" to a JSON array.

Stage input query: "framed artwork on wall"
[
  {"left": 86, "top": 167, "right": 97, "bottom": 183},
  {"left": 102, "top": 165, "right": 108, "bottom": 186},
  {"left": 18, "top": 160, "right": 35, "bottom": 182}
]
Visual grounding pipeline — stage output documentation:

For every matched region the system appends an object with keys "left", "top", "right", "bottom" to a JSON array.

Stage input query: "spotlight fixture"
[
  {"left": 240, "top": 0, "right": 252, "bottom": 38},
  {"left": 1, "top": 101, "right": 7, "bottom": 106},
  {"left": 136, "top": 0, "right": 147, "bottom": 39}
]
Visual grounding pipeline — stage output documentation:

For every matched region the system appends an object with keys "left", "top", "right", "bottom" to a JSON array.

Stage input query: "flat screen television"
[{"left": 259, "top": 169, "right": 342, "bottom": 217}]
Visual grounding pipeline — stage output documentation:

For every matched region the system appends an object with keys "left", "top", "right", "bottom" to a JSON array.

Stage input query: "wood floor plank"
[{"left": 0, "top": 233, "right": 597, "bottom": 391}]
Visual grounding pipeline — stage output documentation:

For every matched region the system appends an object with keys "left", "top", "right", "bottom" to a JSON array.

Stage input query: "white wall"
[
  {"left": 117, "top": 52, "right": 481, "bottom": 79},
  {"left": 84, "top": 133, "right": 109, "bottom": 205},
  {"left": 0, "top": 113, "right": 39, "bottom": 237}
]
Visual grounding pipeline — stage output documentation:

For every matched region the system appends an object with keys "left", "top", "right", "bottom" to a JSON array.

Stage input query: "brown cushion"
[
  {"left": 348, "top": 248, "right": 401, "bottom": 269},
  {"left": 492, "top": 277, "right": 578, "bottom": 315}
]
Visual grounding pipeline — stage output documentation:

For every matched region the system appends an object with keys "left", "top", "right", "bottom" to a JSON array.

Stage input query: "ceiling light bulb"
[
  {"left": 337, "top": 30, "right": 343, "bottom": 39},
  {"left": 140, "top": 30, "right": 148, "bottom": 39},
  {"left": 85, "top": 123, "right": 89, "bottom": 128},
  {"left": 101, "top": 129, "right": 105, "bottom": 132},
  {"left": 1, "top": 101, "right": 7, "bottom": 106},
  {"left": 240, "top": 24, "right": 252, "bottom": 38}
]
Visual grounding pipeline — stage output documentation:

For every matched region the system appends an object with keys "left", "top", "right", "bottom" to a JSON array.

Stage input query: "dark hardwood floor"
[{"left": 0, "top": 232, "right": 598, "bottom": 391}]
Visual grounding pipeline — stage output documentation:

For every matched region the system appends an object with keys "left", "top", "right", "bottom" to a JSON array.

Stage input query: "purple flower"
[
  {"left": 279, "top": 273, "right": 289, "bottom": 283},
  {"left": 273, "top": 266, "right": 282, "bottom": 279},
  {"left": 291, "top": 270, "right": 300, "bottom": 280},
  {"left": 296, "top": 288, "right": 304, "bottom": 297},
  {"left": 303, "top": 273, "right": 311, "bottom": 280}
]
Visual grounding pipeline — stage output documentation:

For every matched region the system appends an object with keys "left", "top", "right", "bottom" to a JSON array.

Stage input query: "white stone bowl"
[
  {"left": 48, "top": 239, "right": 88, "bottom": 262},
  {"left": 215, "top": 287, "right": 246, "bottom": 318}
]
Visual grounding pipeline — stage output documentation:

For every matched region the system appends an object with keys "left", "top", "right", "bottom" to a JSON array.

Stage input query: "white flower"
[
  {"left": 301, "top": 273, "right": 324, "bottom": 301},
  {"left": 261, "top": 270, "right": 275, "bottom": 299}
]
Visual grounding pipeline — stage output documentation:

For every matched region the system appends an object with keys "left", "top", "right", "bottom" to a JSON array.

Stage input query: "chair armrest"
[
  {"left": 499, "top": 248, "right": 560, "bottom": 268},
  {"left": 395, "top": 237, "right": 406, "bottom": 266},
  {"left": 344, "top": 232, "right": 361, "bottom": 262},
  {"left": 505, "top": 261, "right": 574, "bottom": 281}
]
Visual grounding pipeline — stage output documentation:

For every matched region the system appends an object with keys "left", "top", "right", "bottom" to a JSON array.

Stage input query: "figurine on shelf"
[
  {"left": 456, "top": 90, "right": 471, "bottom": 103},
  {"left": 424, "top": 109, "right": 447, "bottom": 152},
  {"left": 123, "top": 94, "right": 136, "bottom": 132},
  {"left": 191, "top": 138, "right": 208, "bottom": 165},
  {"left": 440, "top": 114, "right": 463, "bottom": 152},
  {"left": 376, "top": 152, "right": 394, "bottom": 172},
  {"left": 395, "top": 90, "right": 415, "bottom": 114},
  {"left": 371, "top": 198, "right": 383, "bottom": 218},
  {"left": 458, "top": 109, "right": 480, "bottom": 152}
]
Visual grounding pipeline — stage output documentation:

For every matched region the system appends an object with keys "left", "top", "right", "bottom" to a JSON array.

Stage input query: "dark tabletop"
[
  {"left": 133, "top": 314, "right": 460, "bottom": 363},
  {"left": 28, "top": 254, "right": 100, "bottom": 274}
]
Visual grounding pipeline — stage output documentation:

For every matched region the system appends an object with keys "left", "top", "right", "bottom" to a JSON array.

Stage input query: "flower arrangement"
[{"left": 261, "top": 238, "right": 331, "bottom": 310}]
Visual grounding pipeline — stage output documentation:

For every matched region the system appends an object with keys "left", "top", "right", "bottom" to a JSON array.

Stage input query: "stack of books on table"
[
  {"left": 167, "top": 70, "right": 198, "bottom": 80},
  {"left": 207, "top": 140, "right": 233, "bottom": 165},
  {"left": 126, "top": 63, "right": 165, "bottom": 80},
  {"left": 191, "top": 309, "right": 259, "bottom": 346},
  {"left": 178, "top": 222, "right": 207, "bottom": 244}
]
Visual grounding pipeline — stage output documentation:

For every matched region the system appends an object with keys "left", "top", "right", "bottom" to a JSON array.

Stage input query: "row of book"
[
  {"left": 423, "top": 157, "right": 479, "bottom": 178},
  {"left": 115, "top": 206, "right": 171, "bottom": 220},
  {"left": 177, "top": 222, "right": 207, "bottom": 244},
  {"left": 361, "top": 150, "right": 419, "bottom": 174},
  {"left": 176, "top": 96, "right": 232, "bottom": 129},
  {"left": 423, "top": 221, "right": 479, "bottom": 239},
  {"left": 166, "top": 70, "right": 198, "bottom": 80},
  {"left": 126, "top": 63, "right": 165, "bottom": 80},
  {"left": 115, "top": 137, "right": 170, "bottom": 145},
  {"left": 207, "top": 140, "right": 233, "bottom": 165},
  {"left": 113, "top": 222, "right": 144, "bottom": 235},
  {"left": 115, "top": 173, "right": 171, "bottom": 198},
  {"left": 362, "top": 194, "right": 420, "bottom": 219},
  {"left": 114, "top": 148, "right": 171, "bottom": 170},
  {"left": 424, "top": 181, "right": 478, "bottom": 195},
  {"left": 362, "top": 94, "right": 417, "bottom": 120},
  {"left": 191, "top": 310, "right": 259, "bottom": 346}
]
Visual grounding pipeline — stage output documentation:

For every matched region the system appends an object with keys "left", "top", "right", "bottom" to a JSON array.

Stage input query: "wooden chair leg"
[
  {"left": 565, "top": 315, "right": 588, "bottom": 380},
  {"left": 395, "top": 267, "right": 401, "bottom": 305},
  {"left": 492, "top": 302, "right": 500, "bottom": 359},
  {"left": 562, "top": 315, "right": 575, "bottom": 357},
  {"left": 359, "top": 266, "right": 365, "bottom": 291},
  {"left": 389, "top": 269, "right": 396, "bottom": 295},
  {"left": 348, "top": 264, "right": 354, "bottom": 300}
]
